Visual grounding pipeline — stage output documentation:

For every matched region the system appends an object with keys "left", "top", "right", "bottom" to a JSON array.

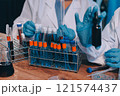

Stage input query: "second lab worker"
[
  {"left": 12, "top": 0, "right": 100, "bottom": 41},
  {"left": 75, "top": 7, "right": 120, "bottom": 68}
]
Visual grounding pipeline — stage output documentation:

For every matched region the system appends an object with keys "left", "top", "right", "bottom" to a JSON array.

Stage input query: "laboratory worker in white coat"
[
  {"left": 12, "top": 0, "right": 100, "bottom": 42},
  {"left": 75, "top": 6, "right": 120, "bottom": 68}
]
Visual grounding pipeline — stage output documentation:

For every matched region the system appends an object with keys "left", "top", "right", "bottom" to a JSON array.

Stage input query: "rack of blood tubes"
[{"left": 29, "top": 27, "right": 83, "bottom": 72}]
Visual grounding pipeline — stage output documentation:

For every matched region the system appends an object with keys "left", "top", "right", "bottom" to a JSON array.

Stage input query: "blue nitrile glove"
[
  {"left": 57, "top": 24, "right": 75, "bottom": 40},
  {"left": 75, "top": 6, "right": 106, "bottom": 47},
  {"left": 104, "top": 48, "right": 120, "bottom": 68},
  {"left": 23, "top": 21, "right": 36, "bottom": 38}
]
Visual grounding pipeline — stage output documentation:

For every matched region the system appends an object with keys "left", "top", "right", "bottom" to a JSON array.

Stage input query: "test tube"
[
  {"left": 43, "top": 42, "right": 48, "bottom": 66},
  {"left": 56, "top": 43, "right": 62, "bottom": 68},
  {"left": 29, "top": 40, "right": 34, "bottom": 65},
  {"left": 52, "top": 28, "right": 57, "bottom": 43},
  {"left": 61, "top": 40, "right": 68, "bottom": 70},
  {"left": 17, "top": 23, "right": 23, "bottom": 45},
  {"left": 65, "top": 40, "right": 71, "bottom": 70},
  {"left": 53, "top": 43, "right": 57, "bottom": 68},
  {"left": 92, "top": 12, "right": 101, "bottom": 48},
  {"left": 42, "top": 27, "right": 49, "bottom": 66},
  {"left": 6, "top": 25, "right": 14, "bottom": 61},
  {"left": 38, "top": 41, "right": 43, "bottom": 65},
  {"left": 50, "top": 28, "right": 55, "bottom": 59},
  {"left": 57, "top": 0, "right": 65, "bottom": 41},
  {"left": 47, "top": 27, "right": 52, "bottom": 49},
  {"left": 42, "top": 27, "right": 48, "bottom": 42},
  {"left": 35, "top": 24, "right": 42, "bottom": 40},
  {"left": 71, "top": 40, "right": 77, "bottom": 71},
  {"left": 33, "top": 41, "right": 39, "bottom": 65}
]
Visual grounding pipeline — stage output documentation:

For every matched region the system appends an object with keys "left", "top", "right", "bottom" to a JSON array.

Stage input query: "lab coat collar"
[
  {"left": 45, "top": 0, "right": 81, "bottom": 9},
  {"left": 45, "top": 0, "right": 81, "bottom": 28}
]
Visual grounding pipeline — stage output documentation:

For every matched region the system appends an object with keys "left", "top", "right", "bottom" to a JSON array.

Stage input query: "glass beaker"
[{"left": 0, "top": 42, "right": 14, "bottom": 77}]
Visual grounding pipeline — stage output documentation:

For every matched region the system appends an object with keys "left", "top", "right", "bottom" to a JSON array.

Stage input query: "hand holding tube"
[
  {"left": 75, "top": 6, "right": 106, "bottom": 48},
  {"left": 23, "top": 21, "right": 36, "bottom": 38},
  {"left": 57, "top": 24, "right": 75, "bottom": 41}
]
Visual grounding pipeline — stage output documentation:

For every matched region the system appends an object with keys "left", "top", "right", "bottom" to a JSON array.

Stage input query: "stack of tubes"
[
  {"left": 17, "top": 23, "right": 29, "bottom": 59},
  {"left": 6, "top": 23, "right": 30, "bottom": 62},
  {"left": 6, "top": 24, "right": 14, "bottom": 61},
  {"left": 29, "top": 25, "right": 78, "bottom": 71}
]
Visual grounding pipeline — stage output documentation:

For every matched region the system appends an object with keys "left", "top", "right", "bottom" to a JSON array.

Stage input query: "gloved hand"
[
  {"left": 104, "top": 48, "right": 120, "bottom": 68},
  {"left": 57, "top": 24, "right": 75, "bottom": 40},
  {"left": 75, "top": 6, "right": 106, "bottom": 47},
  {"left": 23, "top": 21, "right": 36, "bottom": 38}
]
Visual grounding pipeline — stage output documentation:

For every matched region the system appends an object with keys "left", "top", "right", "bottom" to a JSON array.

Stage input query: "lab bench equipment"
[
  {"left": 7, "top": 36, "right": 29, "bottom": 63},
  {"left": 6, "top": 24, "right": 29, "bottom": 63},
  {"left": 29, "top": 40, "right": 83, "bottom": 73},
  {"left": 0, "top": 38, "right": 14, "bottom": 77}
]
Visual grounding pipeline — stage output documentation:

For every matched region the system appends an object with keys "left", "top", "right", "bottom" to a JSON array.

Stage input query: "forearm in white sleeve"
[{"left": 77, "top": 14, "right": 119, "bottom": 65}]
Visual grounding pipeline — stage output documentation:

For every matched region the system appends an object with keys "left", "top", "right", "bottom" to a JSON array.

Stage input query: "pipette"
[
  {"left": 87, "top": 67, "right": 117, "bottom": 77},
  {"left": 87, "top": 65, "right": 110, "bottom": 73}
]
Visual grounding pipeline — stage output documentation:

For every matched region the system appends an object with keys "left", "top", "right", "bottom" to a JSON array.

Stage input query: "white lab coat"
[
  {"left": 13, "top": 0, "right": 102, "bottom": 65},
  {"left": 80, "top": 8, "right": 120, "bottom": 65},
  {"left": 12, "top": 0, "right": 99, "bottom": 40}
]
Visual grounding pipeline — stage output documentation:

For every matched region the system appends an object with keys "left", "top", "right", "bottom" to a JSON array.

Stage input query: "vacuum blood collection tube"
[
  {"left": 92, "top": 12, "right": 101, "bottom": 48},
  {"left": 17, "top": 23, "right": 23, "bottom": 45}
]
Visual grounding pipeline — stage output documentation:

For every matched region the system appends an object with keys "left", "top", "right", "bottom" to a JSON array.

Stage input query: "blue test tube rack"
[{"left": 29, "top": 42, "right": 82, "bottom": 73}]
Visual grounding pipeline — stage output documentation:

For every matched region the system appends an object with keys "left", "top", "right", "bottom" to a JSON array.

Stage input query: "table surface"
[{"left": 0, "top": 33, "right": 118, "bottom": 80}]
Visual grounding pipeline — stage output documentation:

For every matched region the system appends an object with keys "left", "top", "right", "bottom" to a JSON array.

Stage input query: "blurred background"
[{"left": 0, "top": 0, "right": 25, "bottom": 33}]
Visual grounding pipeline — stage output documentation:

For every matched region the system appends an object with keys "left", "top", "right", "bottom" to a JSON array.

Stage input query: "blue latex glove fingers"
[
  {"left": 60, "top": 25, "right": 75, "bottom": 40},
  {"left": 23, "top": 21, "right": 36, "bottom": 38},
  {"left": 98, "top": 11, "right": 106, "bottom": 23},
  {"left": 104, "top": 48, "right": 120, "bottom": 58},
  {"left": 91, "top": 6, "right": 98, "bottom": 18},
  {"left": 75, "top": 13, "right": 83, "bottom": 26},
  {"left": 59, "top": 25, "right": 67, "bottom": 35},
  {"left": 24, "top": 28, "right": 35, "bottom": 37},
  {"left": 105, "top": 48, "right": 120, "bottom": 53},
  {"left": 75, "top": 13, "right": 84, "bottom": 32},
  {"left": 104, "top": 48, "right": 120, "bottom": 68},
  {"left": 104, "top": 52, "right": 118, "bottom": 58},
  {"left": 25, "top": 24, "right": 35, "bottom": 32},
  {"left": 105, "top": 57, "right": 120, "bottom": 63},
  {"left": 75, "top": 12, "right": 92, "bottom": 47},
  {"left": 67, "top": 28, "right": 75, "bottom": 40},
  {"left": 83, "top": 7, "right": 92, "bottom": 23},
  {"left": 106, "top": 62, "right": 120, "bottom": 68}
]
